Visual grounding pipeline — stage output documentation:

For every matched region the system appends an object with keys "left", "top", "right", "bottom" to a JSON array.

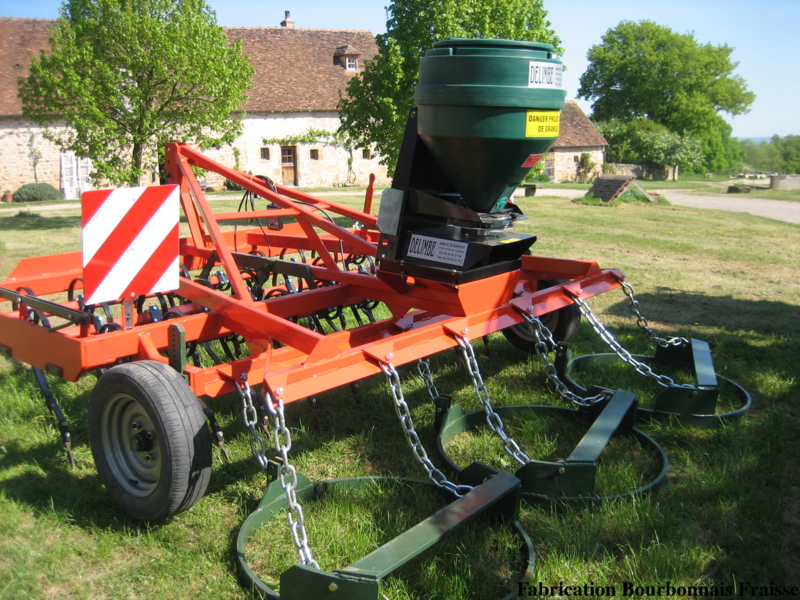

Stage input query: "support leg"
[{"left": 33, "top": 367, "right": 76, "bottom": 469}]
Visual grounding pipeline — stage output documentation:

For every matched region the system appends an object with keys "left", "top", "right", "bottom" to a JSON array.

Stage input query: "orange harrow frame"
[{"left": 0, "top": 142, "right": 623, "bottom": 405}]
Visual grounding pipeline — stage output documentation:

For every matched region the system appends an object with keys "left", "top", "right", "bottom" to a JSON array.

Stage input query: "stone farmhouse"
[
  {"left": 0, "top": 14, "right": 605, "bottom": 197},
  {"left": 545, "top": 101, "right": 607, "bottom": 182},
  {"left": 0, "top": 14, "right": 388, "bottom": 196}
]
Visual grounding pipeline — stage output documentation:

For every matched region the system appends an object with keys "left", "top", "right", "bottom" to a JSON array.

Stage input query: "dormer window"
[{"left": 334, "top": 45, "right": 362, "bottom": 72}]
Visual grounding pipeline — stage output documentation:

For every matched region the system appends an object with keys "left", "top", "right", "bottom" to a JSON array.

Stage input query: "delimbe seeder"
[{"left": 0, "top": 38, "right": 749, "bottom": 599}]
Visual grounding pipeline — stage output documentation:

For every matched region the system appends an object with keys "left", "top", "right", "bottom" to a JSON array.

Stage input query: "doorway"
[{"left": 281, "top": 146, "right": 297, "bottom": 185}]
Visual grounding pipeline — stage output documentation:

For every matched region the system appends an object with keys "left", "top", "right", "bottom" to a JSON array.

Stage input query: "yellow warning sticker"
[{"left": 525, "top": 111, "right": 560, "bottom": 138}]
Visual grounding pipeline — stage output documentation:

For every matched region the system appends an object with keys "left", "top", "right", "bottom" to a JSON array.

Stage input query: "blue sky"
[{"left": 3, "top": 0, "right": 798, "bottom": 138}]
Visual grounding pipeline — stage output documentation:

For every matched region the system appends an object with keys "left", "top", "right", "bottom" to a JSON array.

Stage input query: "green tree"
[
  {"left": 739, "top": 135, "right": 800, "bottom": 174},
  {"left": 775, "top": 134, "right": 800, "bottom": 173},
  {"left": 338, "top": 0, "right": 561, "bottom": 173},
  {"left": 597, "top": 118, "right": 704, "bottom": 178},
  {"left": 19, "top": 0, "right": 254, "bottom": 186},
  {"left": 740, "top": 139, "right": 782, "bottom": 173},
  {"left": 578, "top": 20, "right": 754, "bottom": 171}
]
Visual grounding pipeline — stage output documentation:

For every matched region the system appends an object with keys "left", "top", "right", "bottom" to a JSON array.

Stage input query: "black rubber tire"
[
  {"left": 502, "top": 279, "right": 581, "bottom": 353},
  {"left": 88, "top": 360, "right": 212, "bottom": 522}
]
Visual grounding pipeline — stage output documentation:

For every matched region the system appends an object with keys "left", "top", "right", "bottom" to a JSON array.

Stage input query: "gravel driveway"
[
  {"left": 533, "top": 187, "right": 800, "bottom": 226},
  {"left": 650, "top": 190, "right": 800, "bottom": 225}
]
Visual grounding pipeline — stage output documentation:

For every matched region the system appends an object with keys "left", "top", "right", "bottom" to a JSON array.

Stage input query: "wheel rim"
[
  {"left": 512, "top": 310, "right": 558, "bottom": 342},
  {"left": 101, "top": 392, "right": 162, "bottom": 497}
]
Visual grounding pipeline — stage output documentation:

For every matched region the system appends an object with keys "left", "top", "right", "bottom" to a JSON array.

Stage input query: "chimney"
[{"left": 280, "top": 10, "right": 295, "bottom": 28}]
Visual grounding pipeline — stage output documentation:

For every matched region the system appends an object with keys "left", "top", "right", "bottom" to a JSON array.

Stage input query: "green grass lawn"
[{"left": 1, "top": 191, "right": 798, "bottom": 599}]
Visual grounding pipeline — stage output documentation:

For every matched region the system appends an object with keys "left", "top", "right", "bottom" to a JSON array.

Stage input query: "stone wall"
[
  {"left": 611, "top": 163, "right": 678, "bottom": 181},
  {"left": 0, "top": 118, "right": 65, "bottom": 194},
  {"left": 235, "top": 112, "right": 390, "bottom": 188},
  {"left": 771, "top": 174, "right": 800, "bottom": 190},
  {"left": 549, "top": 146, "right": 605, "bottom": 182}
]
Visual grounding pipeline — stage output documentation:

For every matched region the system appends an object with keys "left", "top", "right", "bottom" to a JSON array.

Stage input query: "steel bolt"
[
  {"left": 386, "top": 353, "right": 393, "bottom": 361},
  {"left": 461, "top": 328, "right": 468, "bottom": 335},
  {"left": 145, "top": 454, "right": 154, "bottom": 462},
  {"left": 329, "top": 582, "right": 338, "bottom": 592},
  {"left": 275, "top": 388, "right": 284, "bottom": 396}
]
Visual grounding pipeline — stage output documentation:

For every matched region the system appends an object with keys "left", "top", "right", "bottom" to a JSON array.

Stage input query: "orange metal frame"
[{"left": 0, "top": 143, "right": 623, "bottom": 404}]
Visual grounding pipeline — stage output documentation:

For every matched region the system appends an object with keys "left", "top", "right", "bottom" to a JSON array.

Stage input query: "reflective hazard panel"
[
  {"left": 525, "top": 111, "right": 561, "bottom": 138},
  {"left": 521, "top": 154, "right": 544, "bottom": 168},
  {"left": 82, "top": 185, "right": 179, "bottom": 305}
]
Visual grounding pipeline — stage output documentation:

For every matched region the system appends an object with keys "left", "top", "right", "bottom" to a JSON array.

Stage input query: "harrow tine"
[
  {"left": 307, "top": 396, "right": 320, "bottom": 431},
  {"left": 201, "top": 342, "right": 225, "bottom": 365},
  {"left": 198, "top": 399, "right": 231, "bottom": 464},
  {"left": 349, "top": 381, "right": 361, "bottom": 406},
  {"left": 33, "top": 367, "right": 76, "bottom": 469},
  {"left": 481, "top": 334, "right": 491, "bottom": 359}
]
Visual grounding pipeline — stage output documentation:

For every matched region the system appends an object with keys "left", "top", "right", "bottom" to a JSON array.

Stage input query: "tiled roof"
[
  {"left": 0, "top": 18, "right": 601, "bottom": 146},
  {"left": 0, "top": 17, "right": 378, "bottom": 115},
  {"left": 231, "top": 27, "right": 377, "bottom": 112},
  {"left": 0, "top": 18, "right": 53, "bottom": 116},
  {"left": 553, "top": 101, "right": 608, "bottom": 148}
]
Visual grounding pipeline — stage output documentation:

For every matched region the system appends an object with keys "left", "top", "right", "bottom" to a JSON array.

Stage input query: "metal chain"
[
  {"left": 380, "top": 361, "right": 473, "bottom": 498},
  {"left": 568, "top": 294, "right": 696, "bottom": 390},
  {"left": 237, "top": 381, "right": 319, "bottom": 569},
  {"left": 416, "top": 358, "right": 441, "bottom": 401},
  {"left": 615, "top": 277, "right": 689, "bottom": 348},
  {"left": 454, "top": 336, "right": 531, "bottom": 466},
  {"left": 262, "top": 389, "right": 320, "bottom": 569},
  {"left": 236, "top": 381, "right": 270, "bottom": 470},
  {"left": 517, "top": 309, "right": 613, "bottom": 406}
]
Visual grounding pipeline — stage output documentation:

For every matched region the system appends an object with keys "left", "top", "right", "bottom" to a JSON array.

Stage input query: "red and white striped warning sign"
[{"left": 82, "top": 185, "right": 179, "bottom": 306}]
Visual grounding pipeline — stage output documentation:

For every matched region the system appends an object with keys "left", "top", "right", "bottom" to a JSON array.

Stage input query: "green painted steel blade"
[
  {"left": 337, "top": 471, "right": 520, "bottom": 580},
  {"left": 567, "top": 390, "right": 637, "bottom": 464}
]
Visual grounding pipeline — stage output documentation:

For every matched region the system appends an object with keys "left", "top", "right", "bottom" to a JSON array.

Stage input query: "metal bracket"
[
  {"left": 122, "top": 298, "right": 134, "bottom": 330},
  {"left": 167, "top": 323, "right": 187, "bottom": 376},
  {"left": 432, "top": 394, "right": 452, "bottom": 432}
]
